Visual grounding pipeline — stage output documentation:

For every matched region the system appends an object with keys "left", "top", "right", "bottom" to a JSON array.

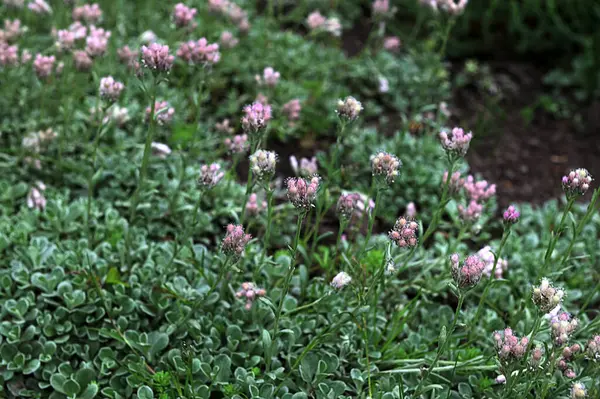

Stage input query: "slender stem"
[
  {"left": 166, "top": 191, "right": 204, "bottom": 270},
  {"left": 414, "top": 293, "right": 465, "bottom": 396},
  {"left": 422, "top": 158, "right": 456, "bottom": 244},
  {"left": 538, "top": 197, "right": 575, "bottom": 278},
  {"left": 361, "top": 308, "right": 374, "bottom": 398},
  {"left": 359, "top": 184, "right": 382, "bottom": 258},
  {"left": 124, "top": 77, "right": 158, "bottom": 266},
  {"left": 268, "top": 212, "right": 305, "bottom": 372},
  {"left": 439, "top": 17, "right": 456, "bottom": 58},
  {"left": 579, "top": 279, "right": 600, "bottom": 316},
  {"left": 259, "top": 187, "right": 275, "bottom": 266},
  {"left": 239, "top": 139, "right": 260, "bottom": 224},
  {"left": 85, "top": 103, "right": 107, "bottom": 248}
]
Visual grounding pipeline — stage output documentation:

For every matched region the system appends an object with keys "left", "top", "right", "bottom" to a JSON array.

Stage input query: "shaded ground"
[{"left": 452, "top": 62, "right": 600, "bottom": 208}]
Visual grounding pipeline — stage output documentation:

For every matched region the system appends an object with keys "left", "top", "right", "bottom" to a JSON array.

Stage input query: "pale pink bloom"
[
  {"left": 337, "top": 96, "right": 363, "bottom": 121},
  {"left": 503, "top": 205, "right": 520, "bottom": 224},
  {"left": 389, "top": 217, "right": 419, "bottom": 248},
  {"left": 21, "top": 49, "right": 32, "bottom": 63},
  {"left": 173, "top": 3, "right": 197, "bottom": 28},
  {"left": 222, "top": 224, "right": 251, "bottom": 257},
  {"left": 146, "top": 101, "right": 175, "bottom": 125},
  {"left": 550, "top": 312, "right": 578, "bottom": 346},
  {"left": 371, "top": 151, "right": 401, "bottom": 183},
  {"left": 56, "top": 29, "right": 75, "bottom": 51},
  {"left": 177, "top": 38, "right": 220, "bottom": 65},
  {"left": 28, "top": 0, "right": 51, "bottom": 14},
  {"left": 73, "top": 50, "right": 93, "bottom": 71},
  {"left": 286, "top": 176, "right": 320, "bottom": 209},
  {"left": 493, "top": 328, "right": 529, "bottom": 362},
  {"left": 439, "top": 127, "right": 472, "bottom": 157},
  {"left": 72, "top": 3, "right": 102, "bottom": 23},
  {"left": 33, "top": 54, "right": 55, "bottom": 79},
  {"left": 216, "top": 119, "right": 234, "bottom": 134},
  {"left": 282, "top": 99, "right": 301, "bottom": 122},
  {"left": 372, "top": 0, "right": 390, "bottom": 16},
  {"left": 306, "top": 11, "right": 326, "bottom": 30},
  {"left": 141, "top": 43, "right": 175, "bottom": 72},
  {"left": 220, "top": 31, "right": 238, "bottom": 48},
  {"left": 139, "top": 30, "right": 157, "bottom": 44},
  {"left": 383, "top": 36, "right": 401, "bottom": 51},
  {"left": 290, "top": 155, "right": 317, "bottom": 177},
  {"left": 323, "top": 17, "right": 342, "bottom": 36},
  {"left": 68, "top": 21, "right": 87, "bottom": 40},
  {"left": 249, "top": 150, "right": 277, "bottom": 180},
  {"left": 151, "top": 142, "right": 171, "bottom": 159},
  {"left": 104, "top": 106, "right": 129, "bottom": 126},
  {"left": 463, "top": 175, "right": 496, "bottom": 202},
  {"left": 0, "top": 42, "right": 18, "bottom": 66},
  {"left": 85, "top": 26, "right": 111, "bottom": 57},
  {"left": 27, "top": 182, "right": 47, "bottom": 210},
  {"left": 406, "top": 202, "right": 417, "bottom": 218},
  {"left": 585, "top": 335, "right": 600, "bottom": 361},
  {"left": 1, "top": 19, "right": 24, "bottom": 42},
  {"left": 236, "top": 282, "right": 266, "bottom": 309},
  {"left": 331, "top": 271, "right": 352, "bottom": 289},
  {"left": 224, "top": 134, "right": 248, "bottom": 154},
  {"left": 458, "top": 200, "right": 482, "bottom": 222},
  {"left": 477, "top": 246, "right": 508, "bottom": 279},
  {"left": 117, "top": 46, "right": 138, "bottom": 66},
  {"left": 199, "top": 163, "right": 225, "bottom": 188},
  {"left": 562, "top": 168, "right": 593, "bottom": 196},
  {"left": 241, "top": 102, "right": 272, "bottom": 133},
  {"left": 99, "top": 76, "right": 124, "bottom": 101},
  {"left": 256, "top": 67, "right": 280, "bottom": 87},
  {"left": 450, "top": 253, "right": 485, "bottom": 289},
  {"left": 246, "top": 193, "right": 267, "bottom": 216}
]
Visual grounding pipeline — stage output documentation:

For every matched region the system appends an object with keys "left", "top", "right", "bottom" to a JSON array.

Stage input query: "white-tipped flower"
[
  {"left": 371, "top": 151, "right": 401, "bottom": 184},
  {"left": 570, "top": 382, "right": 587, "bottom": 399},
  {"left": 331, "top": 271, "right": 352, "bottom": 289},
  {"left": 336, "top": 96, "right": 362, "bottom": 121},
  {"left": 439, "top": 127, "right": 472, "bottom": 157},
  {"left": 562, "top": 168, "right": 593, "bottom": 196},
  {"left": 249, "top": 150, "right": 277, "bottom": 180},
  {"left": 532, "top": 278, "right": 565, "bottom": 313}
]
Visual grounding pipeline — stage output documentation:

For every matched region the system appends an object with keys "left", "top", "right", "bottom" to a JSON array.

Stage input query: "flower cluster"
[
  {"left": 224, "top": 134, "right": 248, "bottom": 154},
  {"left": 99, "top": 76, "right": 124, "bottom": 101},
  {"left": 331, "top": 271, "right": 352, "bottom": 289},
  {"left": 236, "top": 282, "right": 266, "bottom": 310},
  {"left": 208, "top": 0, "right": 250, "bottom": 32},
  {"left": 562, "top": 168, "right": 593, "bottom": 196},
  {"left": 383, "top": 36, "right": 401, "bottom": 51},
  {"left": 336, "top": 96, "right": 363, "bottom": 121},
  {"left": 442, "top": 170, "right": 464, "bottom": 194},
  {"left": 290, "top": 156, "right": 317, "bottom": 177},
  {"left": 249, "top": 150, "right": 277, "bottom": 180},
  {"left": 33, "top": 54, "right": 55, "bottom": 79},
  {"left": 72, "top": 3, "right": 102, "bottom": 23},
  {"left": 570, "top": 382, "right": 587, "bottom": 399},
  {"left": 85, "top": 26, "right": 111, "bottom": 57},
  {"left": 0, "top": 42, "right": 18, "bottom": 67},
  {"left": 177, "top": 38, "right": 220, "bottom": 65},
  {"left": 151, "top": 142, "right": 171, "bottom": 159},
  {"left": 27, "top": 182, "right": 47, "bottom": 210},
  {"left": 371, "top": 151, "right": 401, "bottom": 184},
  {"left": 256, "top": 67, "right": 280, "bottom": 87},
  {"left": 372, "top": 0, "right": 393, "bottom": 16},
  {"left": 198, "top": 163, "right": 225, "bottom": 188},
  {"left": 493, "top": 328, "right": 529, "bottom": 362},
  {"left": 241, "top": 102, "right": 272, "bottom": 134},
  {"left": 246, "top": 193, "right": 267, "bottom": 216},
  {"left": 439, "top": 127, "right": 472, "bottom": 158},
  {"left": 286, "top": 176, "right": 320, "bottom": 210},
  {"left": 477, "top": 246, "right": 508, "bottom": 279},
  {"left": 532, "top": 278, "right": 565, "bottom": 313},
  {"left": 0, "top": 19, "right": 24, "bottom": 42},
  {"left": 389, "top": 217, "right": 419, "bottom": 248},
  {"left": 458, "top": 200, "right": 483, "bottom": 222},
  {"left": 117, "top": 45, "right": 138, "bottom": 66},
  {"left": 146, "top": 101, "right": 175, "bottom": 125},
  {"left": 450, "top": 253, "right": 485, "bottom": 289},
  {"left": 550, "top": 312, "right": 579, "bottom": 346},
  {"left": 73, "top": 50, "right": 93, "bottom": 71},
  {"left": 420, "top": 0, "right": 468, "bottom": 14},
  {"left": 220, "top": 31, "right": 238, "bottom": 48},
  {"left": 215, "top": 119, "right": 234, "bottom": 134},
  {"left": 222, "top": 224, "right": 251, "bottom": 257},
  {"left": 557, "top": 343, "right": 581, "bottom": 378},
  {"left": 336, "top": 192, "right": 373, "bottom": 222},
  {"left": 463, "top": 175, "right": 496, "bottom": 202},
  {"left": 22, "top": 129, "right": 56, "bottom": 153},
  {"left": 503, "top": 205, "right": 520, "bottom": 224},
  {"left": 28, "top": 0, "right": 51, "bottom": 14},
  {"left": 141, "top": 43, "right": 175, "bottom": 72},
  {"left": 282, "top": 99, "right": 301, "bottom": 122},
  {"left": 104, "top": 105, "right": 130, "bottom": 126},
  {"left": 173, "top": 3, "right": 197, "bottom": 28},
  {"left": 306, "top": 11, "right": 341, "bottom": 36},
  {"left": 585, "top": 335, "right": 600, "bottom": 361}
]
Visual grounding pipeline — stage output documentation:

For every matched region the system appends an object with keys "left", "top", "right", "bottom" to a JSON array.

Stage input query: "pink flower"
[
  {"left": 246, "top": 193, "right": 267, "bottom": 216},
  {"left": 27, "top": 182, "right": 47, "bottom": 210},
  {"left": 0, "top": 42, "right": 18, "bottom": 67},
  {"left": 146, "top": 101, "right": 175, "bottom": 125},
  {"left": 216, "top": 119, "right": 234, "bottom": 134},
  {"left": 442, "top": 170, "right": 464, "bottom": 194},
  {"left": 117, "top": 45, "right": 138, "bottom": 66},
  {"left": 406, "top": 202, "right": 417, "bottom": 218},
  {"left": 72, "top": 3, "right": 102, "bottom": 23},
  {"left": 141, "top": 43, "right": 175, "bottom": 72},
  {"left": 550, "top": 312, "right": 578, "bottom": 346},
  {"left": 503, "top": 205, "right": 520, "bottom": 224},
  {"left": 85, "top": 26, "right": 111, "bottom": 57},
  {"left": 33, "top": 54, "right": 55, "bottom": 79},
  {"left": 177, "top": 38, "right": 220, "bottom": 65},
  {"left": 383, "top": 36, "right": 401, "bottom": 51},
  {"left": 336, "top": 192, "right": 373, "bottom": 221},
  {"left": 286, "top": 176, "right": 320, "bottom": 210},
  {"left": 331, "top": 271, "right": 352, "bottom": 289},
  {"left": 256, "top": 67, "right": 280, "bottom": 87},
  {"left": 282, "top": 99, "right": 301, "bottom": 122},
  {"left": 562, "top": 168, "right": 593, "bottom": 196},
  {"left": 477, "top": 246, "right": 508, "bottom": 279},
  {"left": 372, "top": 0, "right": 390, "bottom": 16},
  {"left": 336, "top": 96, "right": 363, "bottom": 121},
  {"left": 224, "top": 134, "right": 248, "bottom": 154},
  {"left": 198, "top": 163, "right": 225, "bottom": 188},
  {"left": 451, "top": 253, "right": 485, "bottom": 289},
  {"left": 173, "top": 3, "right": 197, "bottom": 28},
  {"left": 68, "top": 21, "right": 88, "bottom": 40},
  {"left": 1, "top": 19, "right": 24, "bottom": 42},
  {"left": 28, "top": 0, "right": 51, "bottom": 14},
  {"left": 389, "top": 217, "right": 419, "bottom": 248},
  {"left": 458, "top": 200, "right": 482, "bottom": 222},
  {"left": 439, "top": 127, "right": 473, "bottom": 157},
  {"left": 241, "top": 102, "right": 272, "bottom": 134},
  {"left": 463, "top": 175, "right": 496, "bottom": 202},
  {"left": 151, "top": 142, "right": 172, "bottom": 159},
  {"left": 73, "top": 50, "right": 93, "bottom": 71},
  {"left": 236, "top": 282, "right": 266, "bottom": 309},
  {"left": 56, "top": 29, "right": 75, "bottom": 51},
  {"left": 219, "top": 31, "right": 238, "bottom": 49},
  {"left": 493, "top": 328, "right": 529, "bottom": 362},
  {"left": 222, "top": 224, "right": 251, "bottom": 257},
  {"left": 306, "top": 11, "right": 326, "bottom": 30},
  {"left": 290, "top": 155, "right": 317, "bottom": 177},
  {"left": 371, "top": 151, "right": 401, "bottom": 184},
  {"left": 99, "top": 76, "right": 124, "bottom": 101},
  {"left": 585, "top": 335, "right": 600, "bottom": 361}
]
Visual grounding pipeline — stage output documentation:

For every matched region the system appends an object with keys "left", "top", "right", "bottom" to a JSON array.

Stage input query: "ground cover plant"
[{"left": 0, "top": 0, "right": 599, "bottom": 398}]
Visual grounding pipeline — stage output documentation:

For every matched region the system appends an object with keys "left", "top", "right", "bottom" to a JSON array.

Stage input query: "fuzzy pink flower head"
[
  {"left": 99, "top": 76, "right": 124, "bottom": 101},
  {"left": 85, "top": 26, "right": 110, "bottom": 57},
  {"left": 290, "top": 155, "right": 317, "bottom": 177},
  {"left": 224, "top": 134, "right": 248, "bottom": 154},
  {"left": 493, "top": 327, "right": 529, "bottom": 362},
  {"left": 249, "top": 150, "right": 277, "bottom": 180},
  {"left": 55, "top": 29, "right": 75, "bottom": 51},
  {"left": 28, "top": 0, "right": 51, "bottom": 14},
  {"left": 389, "top": 217, "right": 419, "bottom": 249},
  {"left": 442, "top": 170, "right": 464, "bottom": 194},
  {"left": 27, "top": 182, "right": 47, "bottom": 210},
  {"left": 451, "top": 253, "right": 485, "bottom": 289},
  {"left": 72, "top": 3, "right": 102, "bottom": 23},
  {"left": 530, "top": 346, "right": 544, "bottom": 367},
  {"left": 216, "top": 119, "right": 234, "bottom": 134},
  {"left": 146, "top": 101, "right": 175, "bottom": 125},
  {"left": 236, "top": 282, "right": 266, "bottom": 309},
  {"left": 336, "top": 192, "right": 373, "bottom": 221},
  {"left": 458, "top": 200, "right": 482, "bottom": 222},
  {"left": 151, "top": 142, "right": 171, "bottom": 159},
  {"left": 177, "top": 38, "right": 220, "bottom": 65},
  {"left": 503, "top": 205, "right": 520, "bottom": 224},
  {"left": 117, "top": 45, "right": 138, "bottom": 66},
  {"left": 68, "top": 21, "right": 87, "bottom": 40},
  {"left": 477, "top": 246, "right": 508, "bottom": 279},
  {"left": 562, "top": 168, "right": 593, "bottom": 196},
  {"left": 585, "top": 335, "right": 600, "bottom": 362},
  {"left": 464, "top": 175, "right": 496, "bottom": 202},
  {"left": 570, "top": 382, "right": 587, "bottom": 399},
  {"left": 532, "top": 278, "right": 565, "bottom": 313},
  {"left": 220, "top": 31, "right": 239, "bottom": 48},
  {"left": 371, "top": 151, "right": 401, "bottom": 184},
  {"left": 306, "top": 11, "right": 326, "bottom": 30},
  {"left": 383, "top": 36, "right": 401, "bottom": 51},
  {"left": 282, "top": 99, "right": 302, "bottom": 122},
  {"left": 372, "top": 0, "right": 390, "bottom": 16},
  {"left": 439, "top": 127, "right": 473, "bottom": 157},
  {"left": 0, "top": 42, "right": 18, "bottom": 67},
  {"left": 173, "top": 3, "right": 197, "bottom": 27},
  {"left": 337, "top": 96, "right": 363, "bottom": 121},
  {"left": 198, "top": 163, "right": 225, "bottom": 189},
  {"left": 222, "top": 224, "right": 251, "bottom": 257},
  {"left": 141, "top": 43, "right": 175, "bottom": 73},
  {"left": 286, "top": 176, "right": 320, "bottom": 210},
  {"left": 494, "top": 375, "right": 506, "bottom": 384},
  {"left": 2, "top": 19, "right": 24, "bottom": 42},
  {"left": 33, "top": 54, "right": 55, "bottom": 79},
  {"left": 73, "top": 50, "right": 93, "bottom": 71},
  {"left": 550, "top": 311, "right": 579, "bottom": 346},
  {"left": 246, "top": 193, "right": 267, "bottom": 217},
  {"left": 331, "top": 271, "right": 352, "bottom": 289},
  {"left": 256, "top": 67, "right": 280, "bottom": 87},
  {"left": 241, "top": 102, "right": 272, "bottom": 134}
]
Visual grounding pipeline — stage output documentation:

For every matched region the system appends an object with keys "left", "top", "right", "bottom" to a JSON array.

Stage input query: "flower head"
[
  {"left": 503, "top": 205, "right": 520, "bottom": 224},
  {"left": 151, "top": 142, "right": 171, "bottom": 159},
  {"left": 246, "top": 193, "right": 267, "bottom": 216},
  {"left": 389, "top": 217, "right": 419, "bottom": 248},
  {"left": 27, "top": 182, "right": 47, "bottom": 210},
  {"left": 117, "top": 45, "right": 138, "bottom": 66},
  {"left": 28, "top": 0, "right": 51, "bottom": 14},
  {"left": 0, "top": 42, "right": 18, "bottom": 67},
  {"left": 141, "top": 43, "right": 175, "bottom": 72},
  {"left": 222, "top": 224, "right": 251, "bottom": 257},
  {"left": 99, "top": 76, "right": 124, "bottom": 101},
  {"left": 477, "top": 246, "right": 508, "bottom": 279},
  {"left": 198, "top": 163, "right": 225, "bottom": 188},
  {"left": 146, "top": 101, "right": 175, "bottom": 125},
  {"left": 236, "top": 282, "right": 266, "bottom": 310},
  {"left": 286, "top": 176, "right": 320, "bottom": 210},
  {"left": 562, "top": 168, "right": 593, "bottom": 196},
  {"left": 256, "top": 67, "right": 280, "bottom": 87},
  {"left": 463, "top": 175, "right": 496, "bottom": 202},
  {"left": 173, "top": 3, "right": 197, "bottom": 28},
  {"left": 383, "top": 36, "right": 401, "bottom": 51},
  {"left": 56, "top": 29, "right": 75, "bottom": 51},
  {"left": 585, "top": 335, "right": 600, "bottom": 362},
  {"left": 336, "top": 96, "right": 363, "bottom": 121},
  {"left": 85, "top": 26, "right": 111, "bottom": 57},
  {"left": 532, "top": 278, "right": 565, "bottom": 313},
  {"left": 290, "top": 156, "right": 317, "bottom": 177},
  {"left": 458, "top": 200, "right": 483, "bottom": 222},
  {"left": 104, "top": 105, "right": 130, "bottom": 126},
  {"left": 176, "top": 38, "right": 220, "bottom": 65},
  {"left": 306, "top": 11, "right": 326, "bottom": 30},
  {"left": 550, "top": 311, "right": 578, "bottom": 346},
  {"left": 249, "top": 150, "right": 277, "bottom": 180},
  {"left": 282, "top": 99, "right": 302, "bottom": 122},
  {"left": 331, "top": 271, "right": 352, "bottom": 289},
  {"left": 372, "top": 0, "right": 390, "bottom": 16},
  {"left": 439, "top": 127, "right": 472, "bottom": 158},
  {"left": 442, "top": 170, "right": 464, "bottom": 194},
  {"left": 72, "top": 3, "right": 102, "bottom": 23},
  {"left": 241, "top": 102, "right": 272, "bottom": 134},
  {"left": 224, "top": 134, "right": 248, "bottom": 154},
  {"left": 371, "top": 151, "right": 401, "bottom": 184},
  {"left": 33, "top": 54, "right": 55, "bottom": 79},
  {"left": 451, "top": 253, "right": 485, "bottom": 289},
  {"left": 323, "top": 17, "right": 342, "bottom": 36},
  {"left": 220, "top": 31, "right": 238, "bottom": 48},
  {"left": 493, "top": 328, "right": 529, "bottom": 362},
  {"left": 73, "top": 50, "right": 93, "bottom": 71},
  {"left": 570, "top": 382, "right": 587, "bottom": 399}
]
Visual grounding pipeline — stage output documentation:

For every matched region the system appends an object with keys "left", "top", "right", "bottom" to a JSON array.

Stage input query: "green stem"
[
  {"left": 559, "top": 189, "right": 599, "bottom": 270},
  {"left": 422, "top": 158, "right": 456, "bottom": 244},
  {"left": 259, "top": 187, "right": 275, "bottom": 266},
  {"left": 85, "top": 103, "right": 107, "bottom": 248},
  {"left": 414, "top": 293, "right": 465, "bottom": 396},
  {"left": 165, "top": 191, "right": 204, "bottom": 270},
  {"left": 538, "top": 196, "right": 575, "bottom": 279},
  {"left": 439, "top": 17, "right": 456, "bottom": 58},
  {"left": 359, "top": 183, "right": 382, "bottom": 258},
  {"left": 361, "top": 307, "right": 374, "bottom": 398}
]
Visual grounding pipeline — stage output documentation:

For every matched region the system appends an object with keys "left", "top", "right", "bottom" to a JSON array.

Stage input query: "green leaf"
[
  {"left": 63, "top": 379, "right": 81, "bottom": 396},
  {"left": 137, "top": 386, "right": 154, "bottom": 399},
  {"left": 299, "top": 353, "right": 318, "bottom": 384},
  {"left": 105, "top": 267, "right": 126, "bottom": 286},
  {"left": 23, "top": 359, "right": 40, "bottom": 375},
  {"left": 79, "top": 383, "right": 99, "bottom": 399},
  {"left": 148, "top": 332, "right": 169, "bottom": 360},
  {"left": 50, "top": 374, "right": 67, "bottom": 394}
]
